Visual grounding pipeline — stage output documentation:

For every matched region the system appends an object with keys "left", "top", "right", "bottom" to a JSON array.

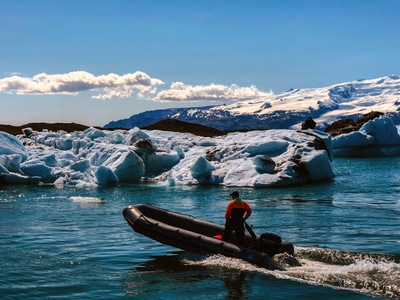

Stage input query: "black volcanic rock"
[
  {"left": 0, "top": 119, "right": 240, "bottom": 138},
  {"left": 0, "top": 123, "right": 94, "bottom": 136},
  {"left": 142, "top": 119, "right": 234, "bottom": 137},
  {"left": 301, "top": 117, "right": 316, "bottom": 130},
  {"left": 324, "top": 111, "right": 384, "bottom": 137}
]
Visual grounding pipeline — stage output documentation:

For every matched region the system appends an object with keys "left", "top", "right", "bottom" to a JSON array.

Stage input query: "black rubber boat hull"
[{"left": 123, "top": 204, "right": 294, "bottom": 268}]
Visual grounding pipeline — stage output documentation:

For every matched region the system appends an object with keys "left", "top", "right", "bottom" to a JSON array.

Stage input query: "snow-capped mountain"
[{"left": 104, "top": 75, "right": 400, "bottom": 131}]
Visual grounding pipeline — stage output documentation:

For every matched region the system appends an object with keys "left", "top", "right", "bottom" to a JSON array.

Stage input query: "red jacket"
[{"left": 225, "top": 198, "right": 252, "bottom": 223}]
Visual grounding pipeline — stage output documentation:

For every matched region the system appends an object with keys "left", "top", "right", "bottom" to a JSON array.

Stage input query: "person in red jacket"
[{"left": 222, "top": 191, "right": 252, "bottom": 245}]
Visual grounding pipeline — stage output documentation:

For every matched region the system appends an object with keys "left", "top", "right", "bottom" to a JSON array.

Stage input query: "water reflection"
[
  {"left": 122, "top": 253, "right": 253, "bottom": 299},
  {"left": 223, "top": 270, "right": 249, "bottom": 300}
]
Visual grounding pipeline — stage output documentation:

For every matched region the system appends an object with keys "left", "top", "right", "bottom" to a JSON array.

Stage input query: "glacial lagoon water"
[{"left": 1, "top": 157, "right": 399, "bottom": 299}]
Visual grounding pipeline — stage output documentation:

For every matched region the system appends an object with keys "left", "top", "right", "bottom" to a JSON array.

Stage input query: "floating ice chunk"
[
  {"left": 127, "top": 127, "right": 150, "bottom": 145},
  {"left": 1, "top": 172, "right": 38, "bottom": 184},
  {"left": 57, "top": 151, "right": 77, "bottom": 167},
  {"left": 106, "top": 150, "right": 145, "bottom": 182},
  {"left": 133, "top": 138, "right": 157, "bottom": 154},
  {"left": 36, "top": 153, "right": 58, "bottom": 167},
  {"left": 360, "top": 116, "right": 400, "bottom": 144},
  {"left": 244, "top": 140, "right": 289, "bottom": 156},
  {"left": 1, "top": 126, "right": 337, "bottom": 187},
  {"left": 0, "top": 132, "right": 28, "bottom": 162},
  {"left": 70, "top": 196, "right": 106, "bottom": 204},
  {"left": 54, "top": 137, "right": 73, "bottom": 150},
  {"left": 70, "top": 159, "right": 91, "bottom": 173},
  {"left": 174, "top": 147, "right": 185, "bottom": 159},
  {"left": 107, "top": 130, "right": 126, "bottom": 144},
  {"left": 333, "top": 116, "right": 400, "bottom": 157},
  {"left": 0, "top": 154, "right": 22, "bottom": 173},
  {"left": 301, "top": 151, "right": 334, "bottom": 180},
  {"left": 142, "top": 152, "right": 181, "bottom": 175},
  {"left": 22, "top": 127, "right": 34, "bottom": 137},
  {"left": 333, "top": 130, "right": 375, "bottom": 148},
  {"left": 253, "top": 155, "right": 276, "bottom": 174},
  {"left": 20, "top": 161, "right": 55, "bottom": 183},
  {"left": 190, "top": 156, "right": 215, "bottom": 180},
  {"left": 95, "top": 165, "right": 119, "bottom": 186},
  {"left": 84, "top": 127, "right": 107, "bottom": 140},
  {"left": 0, "top": 163, "right": 10, "bottom": 174}
]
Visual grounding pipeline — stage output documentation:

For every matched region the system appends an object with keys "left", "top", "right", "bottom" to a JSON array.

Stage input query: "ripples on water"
[{"left": 0, "top": 158, "right": 399, "bottom": 299}]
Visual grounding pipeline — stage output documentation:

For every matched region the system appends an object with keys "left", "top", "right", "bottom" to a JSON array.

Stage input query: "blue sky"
[{"left": 1, "top": 0, "right": 399, "bottom": 126}]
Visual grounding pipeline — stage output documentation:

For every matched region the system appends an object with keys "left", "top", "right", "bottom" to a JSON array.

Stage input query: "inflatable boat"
[{"left": 122, "top": 204, "right": 295, "bottom": 268}]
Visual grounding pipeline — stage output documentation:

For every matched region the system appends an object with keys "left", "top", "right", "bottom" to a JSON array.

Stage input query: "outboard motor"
[
  {"left": 260, "top": 232, "right": 282, "bottom": 245},
  {"left": 258, "top": 232, "right": 294, "bottom": 257}
]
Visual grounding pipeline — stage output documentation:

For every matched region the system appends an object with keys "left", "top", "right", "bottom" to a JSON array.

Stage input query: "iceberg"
[
  {"left": 0, "top": 126, "right": 334, "bottom": 187},
  {"left": 333, "top": 116, "right": 400, "bottom": 157}
]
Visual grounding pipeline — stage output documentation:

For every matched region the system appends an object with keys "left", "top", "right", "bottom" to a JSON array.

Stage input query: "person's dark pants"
[{"left": 222, "top": 220, "right": 245, "bottom": 245}]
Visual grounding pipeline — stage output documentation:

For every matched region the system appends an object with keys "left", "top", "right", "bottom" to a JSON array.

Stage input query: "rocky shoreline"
[
  {"left": 0, "top": 119, "right": 236, "bottom": 137},
  {"left": 0, "top": 111, "right": 389, "bottom": 138}
]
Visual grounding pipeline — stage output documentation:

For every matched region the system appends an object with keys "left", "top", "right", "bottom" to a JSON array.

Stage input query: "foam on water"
[
  {"left": 69, "top": 196, "right": 106, "bottom": 204},
  {"left": 182, "top": 246, "right": 400, "bottom": 299}
]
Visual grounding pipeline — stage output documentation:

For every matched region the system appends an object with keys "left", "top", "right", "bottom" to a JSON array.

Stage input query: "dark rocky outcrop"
[
  {"left": 324, "top": 111, "right": 384, "bottom": 137},
  {"left": 0, "top": 119, "right": 236, "bottom": 137},
  {"left": 142, "top": 119, "right": 247, "bottom": 137},
  {"left": 301, "top": 117, "right": 316, "bottom": 130},
  {"left": 0, "top": 123, "right": 95, "bottom": 136}
]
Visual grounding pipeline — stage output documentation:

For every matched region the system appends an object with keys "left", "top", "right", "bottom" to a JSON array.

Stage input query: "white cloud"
[
  {"left": 0, "top": 71, "right": 274, "bottom": 103},
  {"left": 3, "top": 72, "right": 21, "bottom": 76},
  {"left": 154, "top": 82, "right": 273, "bottom": 102},
  {"left": 0, "top": 71, "right": 164, "bottom": 100}
]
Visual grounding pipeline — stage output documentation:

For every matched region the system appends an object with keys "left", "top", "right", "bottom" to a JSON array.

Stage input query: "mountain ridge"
[
  {"left": 0, "top": 119, "right": 235, "bottom": 137},
  {"left": 104, "top": 74, "right": 400, "bottom": 131}
]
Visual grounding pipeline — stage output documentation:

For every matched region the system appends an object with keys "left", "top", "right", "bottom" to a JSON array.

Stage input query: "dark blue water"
[{"left": 1, "top": 158, "right": 399, "bottom": 299}]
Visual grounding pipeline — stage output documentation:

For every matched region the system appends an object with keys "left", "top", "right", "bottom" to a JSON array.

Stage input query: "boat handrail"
[{"left": 139, "top": 213, "right": 155, "bottom": 226}]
